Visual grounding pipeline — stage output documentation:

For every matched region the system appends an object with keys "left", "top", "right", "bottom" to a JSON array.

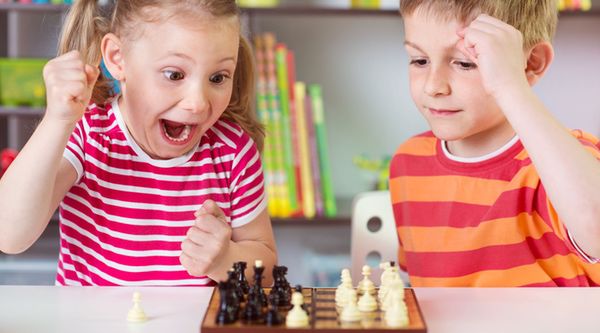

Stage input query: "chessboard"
[{"left": 201, "top": 287, "right": 427, "bottom": 333}]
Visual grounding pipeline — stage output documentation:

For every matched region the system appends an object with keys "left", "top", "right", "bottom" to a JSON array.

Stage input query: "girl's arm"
[
  {"left": 0, "top": 120, "right": 78, "bottom": 253},
  {"left": 0, "top": 51, "right": 98, "bottom": 254},
  {"left": 180, "top": 202, "right": 278, "bottom": 286}
]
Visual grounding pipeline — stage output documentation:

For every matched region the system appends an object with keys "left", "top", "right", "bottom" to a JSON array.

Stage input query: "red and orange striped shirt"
[
  {"left": 59, "top": 100, "right": 266, "bottom": 286},
  {"left": 390, "top": 131, "right": 600, "bottom": 287}
]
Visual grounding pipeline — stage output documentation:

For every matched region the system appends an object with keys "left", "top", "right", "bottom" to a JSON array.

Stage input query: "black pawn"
[
  {"left": 215, "top": 281, "right": 236, "bottom": 325},
  {"left": 264, "top": 292, "right": 284, "bottom": 326}
]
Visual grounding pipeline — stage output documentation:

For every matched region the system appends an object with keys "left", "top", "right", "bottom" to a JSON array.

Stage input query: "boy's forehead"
[{"left": 403, "top": 13, "right": 464, "bottom": 52}]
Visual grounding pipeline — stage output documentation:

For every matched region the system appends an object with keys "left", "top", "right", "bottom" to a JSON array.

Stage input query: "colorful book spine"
[
  {"left": 253, "top": 35, "right": 278, "bottom": 217},
  {"left": 274, "top": 43, "right": 299, "bottom": 216},
  {"left": 308, "top": 84, "right": 337, "bottom": 217},
  {"left": 286, "top": 49, "right": 304, "bottom": 217},
  {"left": 263, "top": 33, "right": 289, "bottom": 217},
  {"left": 294, "top": 82, "right": 316, "bottom": 218},
  {"left": 304, "top": 92, "right": 324, "bottom": 216}
]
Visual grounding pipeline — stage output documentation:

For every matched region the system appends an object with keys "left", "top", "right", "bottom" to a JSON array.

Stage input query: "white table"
[{"left": 1, "top": 286, "right": 600, "bottom": 333}]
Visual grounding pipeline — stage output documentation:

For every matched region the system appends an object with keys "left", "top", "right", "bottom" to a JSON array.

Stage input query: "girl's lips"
[{"left": 428, "top": 108, "right": 461, "bottom": 116}]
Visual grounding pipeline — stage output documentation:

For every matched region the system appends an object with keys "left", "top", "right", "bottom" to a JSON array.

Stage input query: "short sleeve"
[
  {"left": 545, "top": 130, "right": 600, "bottom": 263},
  {"left": 62, "top": 118, "right": 88, "bottom": 183},
  {"left": 228, "top": 133, "right": 267, "bottom": 228}
]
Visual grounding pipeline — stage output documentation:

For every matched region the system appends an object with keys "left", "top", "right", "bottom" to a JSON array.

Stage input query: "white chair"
[{"left": 350, "top": 191, "right": 400, "bottom": 286}]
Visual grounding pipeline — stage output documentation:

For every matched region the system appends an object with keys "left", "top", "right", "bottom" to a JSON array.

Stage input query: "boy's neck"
[{"left": 444, "top": 124, "right": 517, "bottom": 158}]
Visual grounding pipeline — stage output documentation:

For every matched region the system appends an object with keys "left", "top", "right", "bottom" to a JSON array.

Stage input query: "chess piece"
[
  {"left": 384, "top": 282, "right": 409, "bottom": 328},
  {"left": 357, "top": 286, "right": 378, "bottom": 312},
  {"left": 270, "top": 265, "right": 291, "bottom": 307},
  {"left": 127, "top": 291, "right": 147, "bottom": 322},
  {"left": 264, "top": 290, "right": 284, "bottom": 326},
  {"left": 234, "top": 261, "right": 249, "bottom": 295},
  {"left": 382, "top": 279, "right": 405, "bottom": 311},
  {"left": 340, "top": 289, "right": 361, "bottom": 323},
  {"left": 357, "top": 265, "right": 375, "bottom": 296},
  {"left": 216, "top": 281, "right": 237, "bottom": 324},
  {"left": 285, "top": 291, "right": 309, "bottom": 328},
  {"left": 335, "top": 269, "right": 353, "bottom": 308},
  {"left": 294, "top": 285, "right": 309, "bottom": 314}
]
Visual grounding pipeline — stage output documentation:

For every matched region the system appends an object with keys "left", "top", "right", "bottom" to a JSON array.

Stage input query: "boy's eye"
[
  {"left": 409, "top": 59, "right": 428, "bottom": 66},
  {"left": 210, "top": 73, "right": 229, "bottom": 84},
  {"left": 455, "top": 61, "right": 477, "bottom": 70},
  {"left": 163, "top": 70, "right": 185, "bottom": 81}
]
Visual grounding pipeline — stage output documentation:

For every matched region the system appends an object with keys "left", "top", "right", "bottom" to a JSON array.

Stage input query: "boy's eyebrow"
[{"left": 404, "top": 40, "right": 425, "bottom": 53}]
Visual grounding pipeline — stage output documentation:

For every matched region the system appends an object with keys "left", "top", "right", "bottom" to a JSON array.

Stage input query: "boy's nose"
[{"left": 424, "top": 67, "right": 451, "bottom": 96}]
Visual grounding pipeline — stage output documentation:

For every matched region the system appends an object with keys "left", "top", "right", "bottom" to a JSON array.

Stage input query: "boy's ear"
[
  {"left": 525, "top": 41, "right": 554, "bottom": 86},
  {"left": 101, "top": 33, "right": 125, "bottom": 82}
]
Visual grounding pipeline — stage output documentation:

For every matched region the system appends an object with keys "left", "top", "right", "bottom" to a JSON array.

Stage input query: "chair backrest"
[{"left": 350, "top": 191, "right": 398, "bottom": 286}]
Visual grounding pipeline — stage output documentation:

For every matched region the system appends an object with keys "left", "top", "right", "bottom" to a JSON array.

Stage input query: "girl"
[{"left": 0, "top": 0, "right": 277, "bottom": 286}]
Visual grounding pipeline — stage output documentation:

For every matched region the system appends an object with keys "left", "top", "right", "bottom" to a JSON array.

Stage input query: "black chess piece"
[
  {"left": 242, "top": 288, "right": 263, "bottom": 323},
  {"left": 215, "top": 281, "right": 237, "bottom": 325},
  {"left": 251, "top": 262, "right": 268, "bottom": 309},
  {"left": 226, "top": 269, "right": 242, "bottom": 317},
  {"left": 234, "top": 261, "right": 249, "bottom": 295},
  {"left": 270, "top": 266, "right": 291, "bottom": 307},
  {"left": 264, "top": 291, "right": 284, "bottom": 326}
]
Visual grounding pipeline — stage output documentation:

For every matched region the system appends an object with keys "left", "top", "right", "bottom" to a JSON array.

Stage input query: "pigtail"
[
  {"left": 223, "top": 36, "right": 265, "bottom": 152},
  {"left": 58, "top": 0, "right": 112, "bottom": 105}
]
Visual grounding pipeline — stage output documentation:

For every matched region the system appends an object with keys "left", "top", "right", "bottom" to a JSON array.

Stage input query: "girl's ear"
[
  {"left": 101, "top": 33, "right": 125, "bottom": 81},
  {"left": 525, "top": 41, "right": 554, "bottom": 86}
]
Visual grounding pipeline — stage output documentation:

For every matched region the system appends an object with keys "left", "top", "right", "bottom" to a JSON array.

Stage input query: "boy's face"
[
  {"left": 403, "top": 10, "right": 514, "bottom": 153},
  {"left": 113, "top": 16, "right": 239, "bottom": 159}
]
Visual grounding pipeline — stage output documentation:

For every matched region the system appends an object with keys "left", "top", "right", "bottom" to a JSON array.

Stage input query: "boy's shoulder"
[{"left": 394, "top": 131, "right": 438, "bottom": 157}]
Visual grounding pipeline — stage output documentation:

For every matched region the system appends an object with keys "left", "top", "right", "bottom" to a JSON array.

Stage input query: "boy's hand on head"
[
  {"left": 456, "top": 14, "right": 530, "bottom": 100},
  {"left": 43, "top": 50, "right": 100, "bottom": 125},
  {"left": 180, "top": 200, "right": 232, "bottom": 277}
]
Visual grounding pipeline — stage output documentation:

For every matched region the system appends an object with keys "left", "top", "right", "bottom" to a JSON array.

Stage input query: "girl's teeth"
[{"left": 163, "top": 123, "right": 191, "bottom": 142}]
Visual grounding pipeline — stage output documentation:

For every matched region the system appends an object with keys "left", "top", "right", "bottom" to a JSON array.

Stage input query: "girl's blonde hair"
[
  {"left": 58, "top": 0, "right": 264, "bottom": 151},
  {"left": 399, "top": 0, "right": 557, "bottom": 50}
]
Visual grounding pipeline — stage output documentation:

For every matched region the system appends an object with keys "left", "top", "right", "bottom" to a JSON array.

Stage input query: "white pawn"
[
  {"left": 335, "top": 269, "right": 354, "bottom": 308},
  {"left": 384, "top": 283, "right": 409, "bottom": 328},
  {"left": 357, "top": 284, "right": 378, "bottom": 312},
  {"left": 286, "top": 291, "right": 309, "bottom": 328},
  {"left": 357, "top": 265, "right": 375, "bottom": 296},
  {"left": 127, "top": 291, "right": 147, "bottom": 322},
  {"left": 340, "top": 289, "right": 361, "bottom": 323}
]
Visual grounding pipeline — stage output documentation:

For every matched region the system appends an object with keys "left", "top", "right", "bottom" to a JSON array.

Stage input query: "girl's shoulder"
[{"left": 204, "top": 119, "right": 255, "bottom": 152}]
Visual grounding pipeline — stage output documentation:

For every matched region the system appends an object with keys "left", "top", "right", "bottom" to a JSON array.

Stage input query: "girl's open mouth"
[{"left": 160, "top": 119, "right": 196, "bottom": 145}]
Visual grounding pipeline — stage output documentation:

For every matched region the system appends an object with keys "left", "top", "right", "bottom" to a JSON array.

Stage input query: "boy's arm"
[
  {"left": 460, "top": 14, "right": 600, "bottom": 258},
  {"left": 180, "top": 202, "right": 278, "bottom": 286}
]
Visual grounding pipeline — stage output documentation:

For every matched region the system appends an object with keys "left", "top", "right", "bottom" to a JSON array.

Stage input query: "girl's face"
[{"left": 111, "top": 15, "right": 239, "bottom": 159}]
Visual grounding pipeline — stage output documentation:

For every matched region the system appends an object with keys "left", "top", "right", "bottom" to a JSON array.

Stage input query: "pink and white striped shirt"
[{"left": 58, "top": 99, "right": 266, "bottom": 286}]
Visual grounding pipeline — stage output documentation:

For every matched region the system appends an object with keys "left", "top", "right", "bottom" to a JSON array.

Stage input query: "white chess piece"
[
  {"left": 340, "top": 289, "right": 361, "bottom": 322},
  {"left": 378, "top": 262, "right": 392, "bottom": 303},
  {"left": 384, "top": 283, "right": 409, "bottom": 328},
  {"left": 286, "top": 291, "right": 309, "bottom": 328},
  {"left": 382, "top": 278, "right": 405, "bottom": 311},
  {"left": 357, "top": 285, "right": 378, "bottom": 312},
  {"left": 357, "top": 265, "right": 375, "bottom": 296},
  {"left": 127, "top": 291, "right": 147, "bottom": 322},
  {"left": 335, "top": 269, "right": 353, "bottom": 308}
]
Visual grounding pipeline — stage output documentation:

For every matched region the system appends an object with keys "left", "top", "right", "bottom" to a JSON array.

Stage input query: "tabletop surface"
[{"left": 1, "top": 286, "right": 600, "bottom": 333}]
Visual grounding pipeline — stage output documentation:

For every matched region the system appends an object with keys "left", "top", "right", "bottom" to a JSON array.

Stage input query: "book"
[
  {"left": 294, "top": 82, "right": 316, "bottom": 218},
  {"left": 308, "top": 84, "right": 337, "bottom": 217}
]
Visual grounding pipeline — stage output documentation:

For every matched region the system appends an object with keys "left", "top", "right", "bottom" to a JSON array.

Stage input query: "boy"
[{"left": 390, "top": 0, "right": 600, "bottom": 286}]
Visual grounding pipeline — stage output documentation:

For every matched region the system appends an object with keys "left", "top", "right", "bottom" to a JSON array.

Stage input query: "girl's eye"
[
  {"left": 455, "top": 61, "right": 477, "bottom": 70},
  {"left": 409, "top": 59, "right": 428, "bottom": 66},
  {"left": 210, "top": 73, "right": 229, "bottom": 84},
  {"left": 163, "top": 70, "right": 185, "bottom": 81}
]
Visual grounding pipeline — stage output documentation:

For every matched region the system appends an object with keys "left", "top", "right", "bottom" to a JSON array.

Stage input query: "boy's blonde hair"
[
  {"left": 58, "top": 0, "right": 264, "bottom": 151},
  {"left": 399, "top": 0, "right": 557, "bottom": 49}
]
